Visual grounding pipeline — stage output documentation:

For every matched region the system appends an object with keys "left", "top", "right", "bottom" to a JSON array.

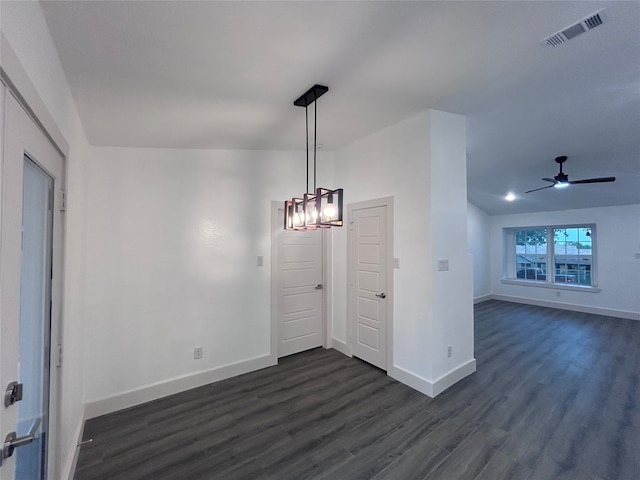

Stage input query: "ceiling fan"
[{"left": 525, "top": 156, "right": 616, "bottom": 194}]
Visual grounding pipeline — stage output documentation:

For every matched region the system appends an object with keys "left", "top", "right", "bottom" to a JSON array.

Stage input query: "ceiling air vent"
[{"left": 543, "top": 8, "right": 609, "bottom": 47}]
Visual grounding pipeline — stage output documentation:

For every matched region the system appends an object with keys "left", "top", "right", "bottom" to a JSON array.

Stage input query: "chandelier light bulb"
[
  {"left": 306, "top": 199, "right": 318, "bottom": 223},
  {"left": 323, "top": 195, "right": 336, "bottom": 220}
]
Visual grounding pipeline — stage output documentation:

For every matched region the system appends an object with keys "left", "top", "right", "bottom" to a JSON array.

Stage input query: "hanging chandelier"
[{"left": 284, "top": 84, "right": 343, "bottom": 231}]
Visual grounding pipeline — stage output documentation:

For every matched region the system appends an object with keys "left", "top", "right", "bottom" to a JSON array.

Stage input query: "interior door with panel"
[
  {"left": 349, "top": 204, "right": 388, "bottom": 370},
  {"left": 1, "top": 86, "right": 65, "bottom": 480},
  {"left": 277, "top": 209, "right": 324, "bottom": 357}
]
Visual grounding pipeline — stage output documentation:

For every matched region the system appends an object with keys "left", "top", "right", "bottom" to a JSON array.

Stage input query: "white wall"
[
  {"left": 1, "top": 2, "right": 90, "bottom": 479},
  {"left": 331, "top": 111, "right": 431, "bottom": 346},
  {"left": 428, "top": 111, "right": 474, "bottom": 383},
  {"left": 489, "top": 204, "right": 640, "bottom": 319},
  {"left": 82, "top": 146, "right": 334, "bottom": 403},
  {"left": 333, "top": 110, "right": 474, "bottom": 395},
  {"left": 467, "top": 202, "right": 491, "bottom": 300}
]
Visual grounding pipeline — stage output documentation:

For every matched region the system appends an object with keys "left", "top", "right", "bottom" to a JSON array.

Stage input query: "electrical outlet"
[
  {"left": 556, "top": 291, "right": 561, "bottom": 297},
  {"left": 194, "top": 347, "right": 203, "bottom": 360},
  {"left": 447, "top": 345, "right": 452, "bottom": 358}
]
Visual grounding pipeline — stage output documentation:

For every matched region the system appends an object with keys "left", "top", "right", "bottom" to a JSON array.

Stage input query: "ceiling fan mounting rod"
[{"left": 555, "top": 155, "right": 567, "bottom": 173}]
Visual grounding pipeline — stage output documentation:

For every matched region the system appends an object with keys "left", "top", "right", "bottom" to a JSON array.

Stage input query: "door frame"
[
  {"left": 270, "top": 201, "right": 330, "bottom": 363},
  {"left": 1, "top": 38, "right": 69, "bottom": 480},
  {"left": 1, "top": 88, "right": 65, "bottom": 480},
  {"left": 347, "top": 196, "right": 394, "bottom": 372}
]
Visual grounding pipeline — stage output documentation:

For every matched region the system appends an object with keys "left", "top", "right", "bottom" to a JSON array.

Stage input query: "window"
[
  {"left": 515, "top": 229, "right": 547, "bottom": 281},
  {"left": 504, "top": 224, "right": 595, "bottom": 287},
  {"left": 553, "top": 227, "right": 592, "bottom": 286}
]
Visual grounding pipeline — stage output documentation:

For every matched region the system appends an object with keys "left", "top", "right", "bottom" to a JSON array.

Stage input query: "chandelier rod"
[
  {"left": 314, "top": 97, "right": 317, "bottom": 192},
  {"left": 305, "top": 104, "right": 309, "bottom": 194}
]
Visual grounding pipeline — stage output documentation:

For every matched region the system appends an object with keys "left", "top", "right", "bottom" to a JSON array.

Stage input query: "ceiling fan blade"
[
  {"left": 525, "top": 184, "right": 556, "bottom": 194},
  {"left": 542, "top": 178, "right": 557, "bottom": 183},
  {"left": 569, "top": 177, "right": 616, "bottom": 185}
]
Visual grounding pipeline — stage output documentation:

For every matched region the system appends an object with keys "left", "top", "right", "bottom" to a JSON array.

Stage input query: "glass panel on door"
[{"left": 15, "top": 156, "right": 53, "bottom": 479}]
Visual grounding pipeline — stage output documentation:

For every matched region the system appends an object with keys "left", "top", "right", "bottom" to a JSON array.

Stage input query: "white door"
[
  {"left": 349, "top": 205, "right": 388, "bottom": 370},
  {"left": 1, "top": 87, "right": 65, "bottom": 480},
  {"left": 277, "top": 210, "right": 323, "bottom": 357}
]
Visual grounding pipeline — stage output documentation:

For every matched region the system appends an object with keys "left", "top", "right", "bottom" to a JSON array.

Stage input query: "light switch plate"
[
  {"left": 438, "top": 259, "right": 449, "bottom": 272},
  {"left": 393, "top": 258, "right": 400, "bottom": 269},
  {"left": 257, "top": 255, "right": 264, "bottom": 266}
]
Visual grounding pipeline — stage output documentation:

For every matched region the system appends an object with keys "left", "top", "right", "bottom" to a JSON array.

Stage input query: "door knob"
[
  {"left": 375, "top": 293, "right": 386, "bottom": 298},
  {"left": 315, "top": 284, "right": 323, "bottom": 290}
]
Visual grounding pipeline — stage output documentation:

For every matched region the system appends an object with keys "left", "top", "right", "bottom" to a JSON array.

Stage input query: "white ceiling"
[{"left": 39, "top": 0, "right": 640, "bottom": 215}]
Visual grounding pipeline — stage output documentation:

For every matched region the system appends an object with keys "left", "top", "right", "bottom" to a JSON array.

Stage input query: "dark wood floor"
[{"left": 74, "top": 300, "right": 640, "bottom": 480}]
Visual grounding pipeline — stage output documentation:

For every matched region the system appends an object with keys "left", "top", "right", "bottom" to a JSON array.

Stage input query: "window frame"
[{"left": 502, "top": 223, "right": 600, "bottom": 292}]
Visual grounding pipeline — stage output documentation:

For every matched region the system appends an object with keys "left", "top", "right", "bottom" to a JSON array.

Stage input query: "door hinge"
[
  {"left": 60, "top": 189, "right": 67, "bottom": 212},
  {"left": 56, "top": 344, "right": 63, "bottom": 367}
]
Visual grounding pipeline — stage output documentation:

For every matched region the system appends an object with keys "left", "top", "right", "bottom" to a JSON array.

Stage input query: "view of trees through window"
[{"left": 513, "top": 226, "right": 593, "bottom": 286}]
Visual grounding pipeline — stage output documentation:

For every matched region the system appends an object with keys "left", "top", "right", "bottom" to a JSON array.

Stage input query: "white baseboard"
[
  {"left": 331, "top": 338, "right": 351, "bottom": 357},
  {"left": 61, "top": 404, "right": 85, "bottom": 480},
  {"left": 389, "top": 358, "right": 476, "bottom": 398},
  {"left": 84, "top": 354, "right": 275, "bottom": 419},
  {"left": 491, "top": 294, "right": 640, "bottom": 321},
  {"left": 389, "top": 366, "right": 435, "bottom": 397},
  {"left": 474, "top": 294, "right": 492, "bottom": 304},
  {"left": 431, "top": 359, "right": 477, "bottom": 396}
]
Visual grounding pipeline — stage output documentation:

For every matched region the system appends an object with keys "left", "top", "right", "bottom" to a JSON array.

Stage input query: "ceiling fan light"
[
  {"left": 505, "top": 192, "right": 516, "bottom": 201},
  {"left": 554, "top": 182, "right": 569, "bottom": 189}
]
